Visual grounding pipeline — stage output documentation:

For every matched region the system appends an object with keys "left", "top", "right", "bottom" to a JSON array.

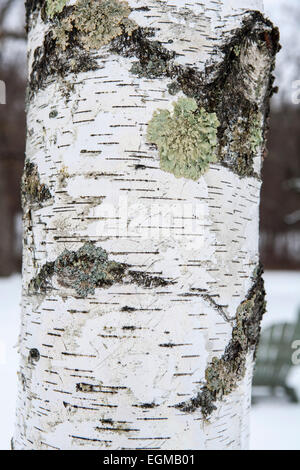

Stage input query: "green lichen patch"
[
  {"left": 147, "top": 97, "right": 219, "bottom": 180},
  {"left": 46, "top": 0, "right": 68, "bottom": 18},
  {"left": 176, "top": 265, "right": 266, "bottom": 418},
  {"left": 52, "top": 0, "right": 137, "bottom": 52},
  {"left": 30, "top": 242, "right": 127, "bottom": 297},
  {"left": 21, "top": 161, "right": 52, "bottom": 208},
  {"left": 54, "top": 243, "right": 126, "bottom": 297},
  {"left": 29, "top": 242, "right": 173, "bottom": 297},
  {"left": 249, "top": 113, "right": 264, "bottom": 153}
]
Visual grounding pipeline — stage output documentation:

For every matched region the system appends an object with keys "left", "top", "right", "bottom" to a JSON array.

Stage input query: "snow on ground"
[
  {"left": 262, "top": 271, "right": 300, "bottom": 327},
  {"left": 0, "top": 272, "right": 299, "bottom": 450},
  {"left": 250, "top": 400, "right": 300, "bottom": 450},
  {"left": 0, "top": 275, "right": 21, "bottom": 451}
]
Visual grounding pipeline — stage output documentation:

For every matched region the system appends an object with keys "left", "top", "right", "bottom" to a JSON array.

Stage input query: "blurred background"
[{"left": 0, "top": 0, "right": 299, "bottom": 450}]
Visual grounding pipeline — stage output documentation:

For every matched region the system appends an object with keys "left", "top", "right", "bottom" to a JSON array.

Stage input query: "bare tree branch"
[{"left": 0, "top": 29, "right": 25, "bottom": 40}]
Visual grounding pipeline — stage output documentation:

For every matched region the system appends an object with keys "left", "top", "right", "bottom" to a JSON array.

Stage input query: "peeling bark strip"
[
  {"left": 29, "top": 242, "right": 173, "bottom": 297},
  {"left": 16, "top": 0, "right": 278, "bottom": 451},
  {"left": 175, "top": 265, "right": 266, "bottom": 417}
]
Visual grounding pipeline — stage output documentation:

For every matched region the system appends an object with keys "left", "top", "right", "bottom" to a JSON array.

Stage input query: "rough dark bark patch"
[
  {"left": 121, "top": 306, "right": 137, "bottom": 312},
  {"left": 111, "top": 27, "right": 176, "bottom": 79},
  {"left": 27, "top": 1, "right": 137, "bottom": 99},
  {"left": 28, "top": 30, "right": 98, "bottom": 100},
  {"left": 111, "top": 11, "right": 280, "bottom": 178},
  {"left": 175, "top": 264, "right": 266, "bottom": 418},
  {"left": 25, "top": 0, "right": 45, "bottom": 32},
  {"left": 21, "top": 161, "right": 52, "bottom": 207},
  {"left": 29, "top": 242, "right": 174, "bottom": 298}
]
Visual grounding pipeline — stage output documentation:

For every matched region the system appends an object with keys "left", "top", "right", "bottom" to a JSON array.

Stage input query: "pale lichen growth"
[
  {"left": 52, "top": 0, "right": 137, "bottom": 51},
  {"left": 46, "top": 0, "right": 68, "bottom": 18},
  {"left": 147, "top": 97, "right": 219, "bottom": 180},
  {"left": 30, "top": 242, "right": 126, "bottom": 297},
  {"left": 249, "top": 113, "right": 264, "bottom": 153}
]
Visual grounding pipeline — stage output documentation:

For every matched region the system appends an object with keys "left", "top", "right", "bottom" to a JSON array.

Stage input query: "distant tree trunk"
[
  {"left": 14, "top": 0, "right": 279, "bottom": 450},
  {"left": 0, "top": 158, "right": 14, "bottom": 275},
  {"left": 0, "top": 61, "right": 26, "bottom": 276}
]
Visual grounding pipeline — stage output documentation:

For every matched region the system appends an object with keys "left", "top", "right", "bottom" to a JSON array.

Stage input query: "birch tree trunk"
[{"left": 14, "top": 0, "right": 279, "bottom": 450}]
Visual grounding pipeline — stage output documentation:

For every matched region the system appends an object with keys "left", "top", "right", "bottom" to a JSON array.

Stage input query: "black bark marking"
[
  {"left": 76, "top": 383, "right": 101, "bottom": 393},
  {"left": 28, "top": 348, "right": 40, "bottom": 364},
  {"left": 111, "top": 27, "right": 176, "bottom": 79},
  {"left": 121, "top": 306, "right": 137, "bottom": 312},
  {"left": 132, "top": 402, "right": 158, "bottom": 409}
]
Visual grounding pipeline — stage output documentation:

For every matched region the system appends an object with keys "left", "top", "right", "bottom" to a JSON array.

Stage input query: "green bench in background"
[{"left": 253, "top": 312, "right": 300, "bottom": 403}]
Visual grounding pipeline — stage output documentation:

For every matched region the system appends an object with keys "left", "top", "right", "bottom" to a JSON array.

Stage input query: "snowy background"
[
  {"left": 264, "top": 0, "right": 300, "bottom": 107},
  {"left": 0, "top": 0, "right": 300, "bottom": 451}
]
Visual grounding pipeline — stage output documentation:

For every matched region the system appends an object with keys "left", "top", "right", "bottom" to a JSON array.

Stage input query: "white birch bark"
[{"left": 14, "top": 0, "right": 278, "bottom": 450}]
